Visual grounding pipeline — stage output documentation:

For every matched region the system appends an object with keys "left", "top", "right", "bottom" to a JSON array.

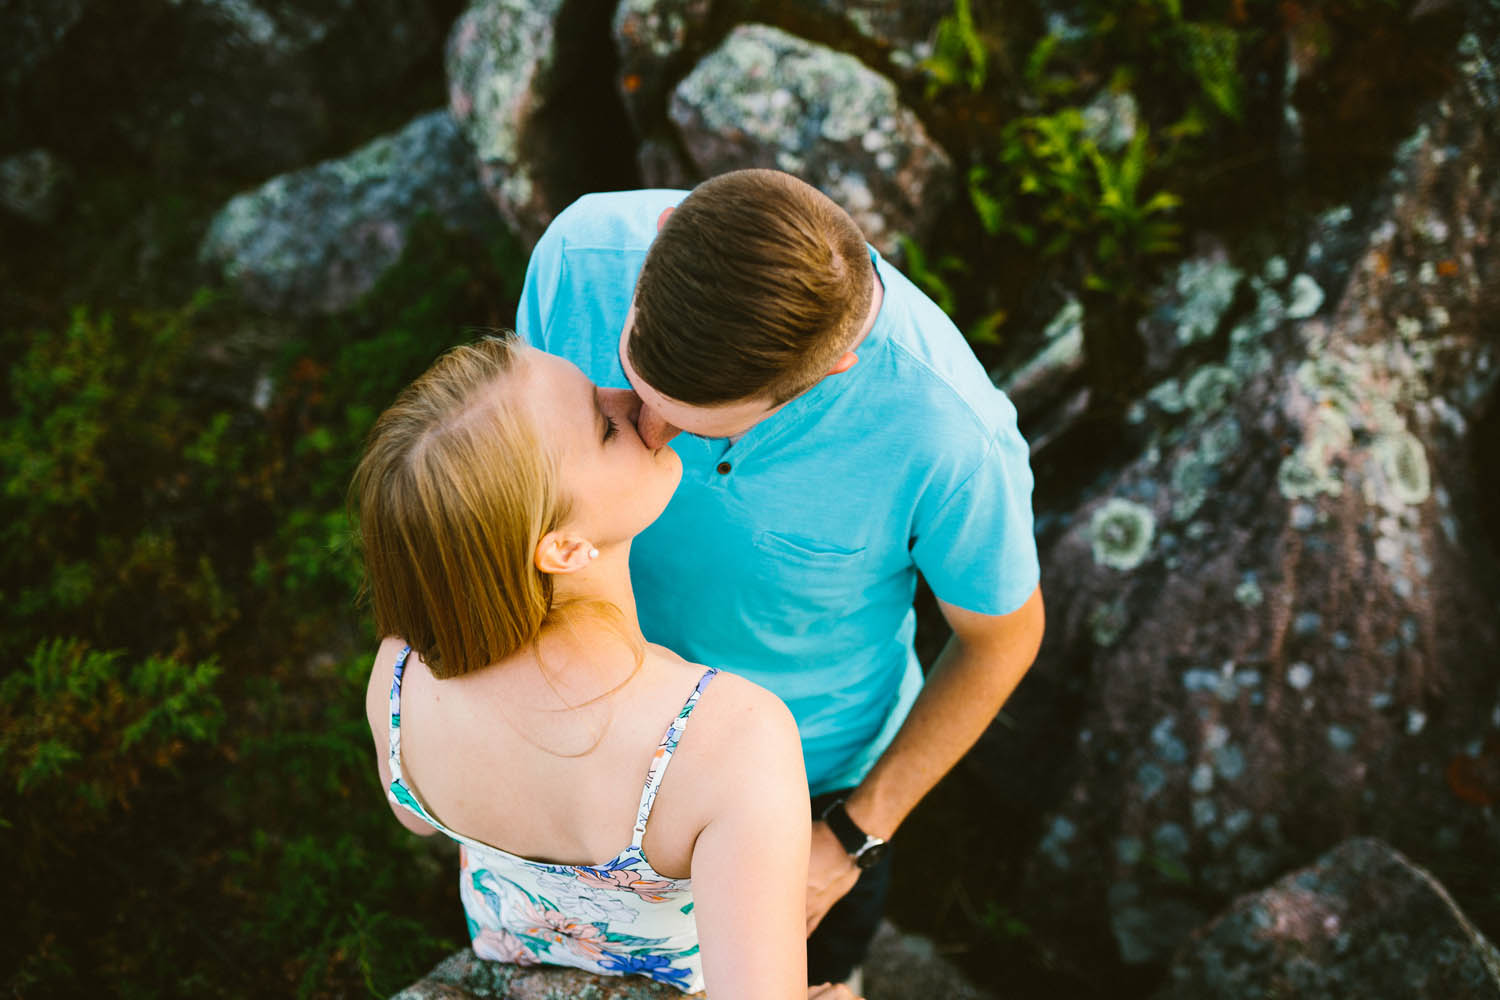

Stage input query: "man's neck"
[
  {"left": 848, "top": 262, "right": 885, "bottom": 354},
  {"left": 726, "top": 263, "right": 885, "bottom": 445}
]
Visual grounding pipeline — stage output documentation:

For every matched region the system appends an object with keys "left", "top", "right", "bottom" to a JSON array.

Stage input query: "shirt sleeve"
[
  {"left": 909, "top": 420, "right": 1040, "bottom": 617},
  {"left": 515, "top": 221, "right": 564, "bottom": 350}
]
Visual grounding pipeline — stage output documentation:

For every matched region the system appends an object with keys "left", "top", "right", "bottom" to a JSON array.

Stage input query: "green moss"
[{"left": 1, "top": 210, "right": 524, "bottom": 995}]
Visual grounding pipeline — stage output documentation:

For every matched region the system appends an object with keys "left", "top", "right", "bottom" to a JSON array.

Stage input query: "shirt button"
[{"left": 716, "top": 461, "right": 732, "bottom": 475}]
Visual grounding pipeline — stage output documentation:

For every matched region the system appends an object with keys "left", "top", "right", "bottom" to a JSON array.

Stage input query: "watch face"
[{"left": 854, "top": 841, "right": 889, "bottom": 870}]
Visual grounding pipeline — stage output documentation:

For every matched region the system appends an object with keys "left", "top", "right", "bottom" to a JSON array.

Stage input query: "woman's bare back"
[{"left": 366, "top": 635, "right": 777, "bottom": 879}]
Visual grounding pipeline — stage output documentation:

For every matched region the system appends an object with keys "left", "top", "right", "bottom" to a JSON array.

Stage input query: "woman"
[{"left": 355, "top": 334, "right": 858, "bottom": 998}]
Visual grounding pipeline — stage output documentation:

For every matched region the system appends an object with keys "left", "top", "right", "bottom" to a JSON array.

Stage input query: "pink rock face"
[
  {"left": 444, "top": 0, "right": 641, "bottom": 247},
  {"left": 392, "top": 947, "right": 685, "bottom": 999},
  {"left": 1157, "top": 838, "right": 1500, "bottom": 999},
  {"left": 980, "top": 24, "right": 1500, "bottom": 972}
]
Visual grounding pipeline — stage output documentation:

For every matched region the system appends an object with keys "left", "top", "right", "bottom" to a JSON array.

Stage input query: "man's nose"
[
  {"left": 635, "top": 402, "right": 681, "bottom": 449},
  {"left": 600, "top": 386, "right": 641, "bottom": 424}
]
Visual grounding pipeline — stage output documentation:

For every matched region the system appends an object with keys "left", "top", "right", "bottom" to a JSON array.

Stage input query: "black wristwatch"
[{"left": 820, "top": 799, "right": 889, "bottom": 869}]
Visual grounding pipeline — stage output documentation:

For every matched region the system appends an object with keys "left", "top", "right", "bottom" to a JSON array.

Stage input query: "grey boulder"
[
  {"left": 200, "top": 110, "right": 502, "bottom": 317},
  {"left": 665, "top": 24, "right": 952, "bottom": 257}
]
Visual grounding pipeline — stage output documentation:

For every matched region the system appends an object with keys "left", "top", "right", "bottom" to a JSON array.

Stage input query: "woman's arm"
[
  {"left": 365, "top": 637, "right": 439, "bottom": 837},
  {"left": 689, "top": 683, "right": 811, "bottom": 999}
]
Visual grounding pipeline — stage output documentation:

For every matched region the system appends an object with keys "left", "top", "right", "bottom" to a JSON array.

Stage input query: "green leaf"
[
  {"left": 967, "top": 167, "right": 1006, "bottom": 235},
  {"left": 1181, "top": 22, "right": 1242, "bottom": 120},
  {"left": 967, "top": 309, "right": 1008, "bottom": 346}
]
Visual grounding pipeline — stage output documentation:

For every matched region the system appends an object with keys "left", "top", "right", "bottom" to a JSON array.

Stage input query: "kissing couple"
[{"left": 357, "top": 168, "right": 1044, "bottom": 998}]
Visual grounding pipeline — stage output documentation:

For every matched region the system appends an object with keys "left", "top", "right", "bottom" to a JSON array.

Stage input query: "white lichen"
[
  {"left": 1171, "top": 256, "right": 1243, "bottom": 345},
  {"left": 1278, "top": 453, "right": 1337, "bottom": 500},
  {"left": 1090, "top": 498, "right": 1156, "bottom": 571},
  {"left": 1183, "top": 365, "right": 1239, "bottom": 419},
  {"left": 1147, "top": 378, "right": 1186, "bottom": 414},
  {"left": 1234, "top": 576, "right": 1264, "bottom": 608},
  {"left": 1089, "top": 599, "right": 1130, "bottom": 647},
  {"left": 1171, "top": 451, "right": 1214, "bottom": 522},
  {"left": 1285, "top": 274, "right": 1325, "bottom": 319},
  {"left": 1375, "top": 431, "right": 1431, "bottom": 506},
  {"left": 1406, "top": 708, "right": 1427, "bottom": 735},
  {"left": 1213, "top": 743, "right": 1245, "bottom": 781},
  {"left": 1198, "top": 418, "right": 1242, "bottom": 465}
]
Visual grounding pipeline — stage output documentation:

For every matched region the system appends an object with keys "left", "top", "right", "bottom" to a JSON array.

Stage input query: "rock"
[
  {"left": 1155, "top": 838, "right": 1500, "bottom": 999},
  {"left": 200, "top": 110, "right": 502, "bottom": 316},
  {"left": 392, "top": 921, "right": 993, "bottom": 999},
  {"left": 4, "top": 0, "right": 445, "bottom": 176},
  {"left": 0, "top": 0, "right": 93, "bottom": 92},
  {"left": 863, "top": 920, "right": 996, "bottom": 1000},
  {"left": 612, "top": 0, "right": 956, "bottom": 149},
  {"left": 0, "top": 148, "right": 71, "bottom": 224},
  {"left": 446, "top": 0, "right": 638, "bottom": 245},
  {"left": 1137, "top": 240, "right": 1244, "bottom": 377},
  {"left": 391, "top": 948, "right": 682, "bottom": 999},
  {"left": 445, "top": 0, "right": 565, "bottom": 242},
  {"left": 972, "top": 8, "right": 1500, "bottom": 972},
  {"left": 612, "top": 0, "right": 716, "bottom": 145},
  {"left": 0, "top": 0, "right": 95, "bottom": 149},
  {"left": 665, "top": 24, "right": 953, "bottom": 257},
  {"left": 1000, "top": 297, "right": 1087, "bottom": 420}
]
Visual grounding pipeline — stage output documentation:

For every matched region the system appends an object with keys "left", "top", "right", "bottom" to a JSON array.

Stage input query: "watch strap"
[{"left": 821, "top": 799, "right": 881, "bottom": 857}]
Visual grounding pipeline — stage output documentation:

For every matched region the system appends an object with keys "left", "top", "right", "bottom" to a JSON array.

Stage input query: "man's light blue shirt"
[{"left": 517, "top": 189, "right": 1039, "bottom": 795}]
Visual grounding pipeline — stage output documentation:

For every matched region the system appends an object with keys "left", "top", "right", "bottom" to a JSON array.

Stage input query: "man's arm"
[{"left": 805, "top": 584, "right": 1044, "bottom": 932}]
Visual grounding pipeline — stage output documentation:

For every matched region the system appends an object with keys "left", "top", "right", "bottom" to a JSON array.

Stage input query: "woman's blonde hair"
[{"left": 352, "top": 333, "right": 569, "bottom": 679}]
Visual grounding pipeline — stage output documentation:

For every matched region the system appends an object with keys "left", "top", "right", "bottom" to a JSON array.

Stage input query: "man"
[{"left": 517, "top": 169, "right": 1044, "bottom": 986}]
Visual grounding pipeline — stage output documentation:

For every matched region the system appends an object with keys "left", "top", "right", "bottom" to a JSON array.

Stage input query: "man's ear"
[
  {"left": 825, "top": 352, "right": 859, "bottom": 376},
  {"left": 656, "top": 206, "right": 674, "bottom": 232},
  {"left": 534, "top": 531, "right": 597, "bottom": 575}
]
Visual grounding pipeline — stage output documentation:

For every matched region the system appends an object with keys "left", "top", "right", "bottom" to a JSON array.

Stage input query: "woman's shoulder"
[
  {"left": 645, "top": 643, "right": 791, "bottom": 714},
  {"left": 364, "top": 637, "right": 407, "bottom": 730},
  {"left": 644, "top": 645, "right": 802, "bottom": 772}
]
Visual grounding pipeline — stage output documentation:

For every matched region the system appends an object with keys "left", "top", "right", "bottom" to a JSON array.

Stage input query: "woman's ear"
[{"left": 534, "top": 530, "right": 599, "bottom": 575}]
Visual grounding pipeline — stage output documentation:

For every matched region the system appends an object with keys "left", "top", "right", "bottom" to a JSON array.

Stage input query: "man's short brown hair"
[{"left": 629, "top": 169, "right": 875, "bottom": 407}]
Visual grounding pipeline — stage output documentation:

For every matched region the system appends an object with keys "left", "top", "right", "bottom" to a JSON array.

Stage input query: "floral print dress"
[{"left": 387, "top": 645, "right": 718, "bottom": 994}]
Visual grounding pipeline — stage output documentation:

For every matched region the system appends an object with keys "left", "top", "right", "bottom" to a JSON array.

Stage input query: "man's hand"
[{"left": 806, "top": 820, "right": 860, "bottom": 935}]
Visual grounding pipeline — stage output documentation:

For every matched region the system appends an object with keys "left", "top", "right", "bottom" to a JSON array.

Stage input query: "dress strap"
[
  {"left": 630, "top": 667, "right": 719, "bottom": 847},
  {"left": 388, "top": 644, "right": 414, "bottom": 783}
]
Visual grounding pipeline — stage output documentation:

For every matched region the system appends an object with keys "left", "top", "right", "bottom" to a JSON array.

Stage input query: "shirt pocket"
[{"left": 749, "top": 530, "right": 870, "bottom": 637}]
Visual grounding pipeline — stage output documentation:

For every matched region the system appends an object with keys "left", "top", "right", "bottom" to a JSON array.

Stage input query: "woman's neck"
[
  {"left": 548, "top": 540, "right": 643, "bottom": 640},
  {"left": 525, "top": 540, "right": 648, "bottom": 712}
]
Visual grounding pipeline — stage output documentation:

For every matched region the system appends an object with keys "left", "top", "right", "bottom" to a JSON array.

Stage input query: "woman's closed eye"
[{"left": 603, "top": 414, "right": 620, "bottom": 443}]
